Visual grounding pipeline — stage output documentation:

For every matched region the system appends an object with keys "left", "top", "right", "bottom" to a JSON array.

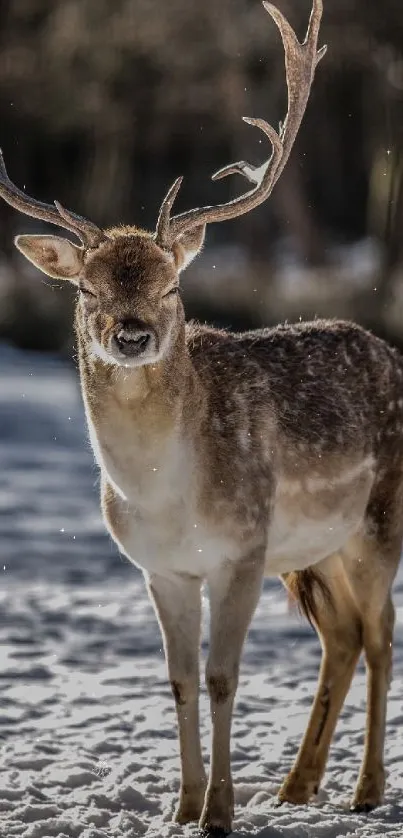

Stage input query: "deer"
[{"left": 1, "top": 0, "right": 402, "bottom": 833}]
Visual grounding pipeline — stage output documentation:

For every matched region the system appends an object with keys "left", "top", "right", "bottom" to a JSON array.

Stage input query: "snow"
[{"left": 1, "top": 343, "right": 403, "bottom": 837}]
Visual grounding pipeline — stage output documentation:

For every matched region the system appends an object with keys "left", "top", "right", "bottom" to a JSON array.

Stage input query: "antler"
[
  {"left": 155, "top": 0, "right": 326, "bottom": 248},
  {"left": 0, "top": 150, "right": 105, "bottom": 249}
]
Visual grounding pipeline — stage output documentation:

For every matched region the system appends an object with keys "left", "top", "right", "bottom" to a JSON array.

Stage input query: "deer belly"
[{"left": 264, "top": 465, "right": 374, "bottom": 574}]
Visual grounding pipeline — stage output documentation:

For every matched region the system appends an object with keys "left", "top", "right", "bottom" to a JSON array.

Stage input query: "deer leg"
[
  {"left": 146, "top": 572, "right": 206, "bottom": 824},
  {"left": 199, "top": 547, "right": 265, "bottom": 835},
  {"left": 351, "top": 596, "right": 395, "bottom": 811},
  {"left": 279, "top": 554, "right": 362, "bottom": 804},
  {"left": 281, "top": 522, "right": 400, "bottom": 810},
  {"left": 336, "top": 523, "right": 400, "bottom": 811},
  {"left": 278, "top": 625, "right": 362, "bottom": 803}
]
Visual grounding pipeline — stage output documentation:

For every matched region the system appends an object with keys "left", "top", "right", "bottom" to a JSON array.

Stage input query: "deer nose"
[{"left": 113, "top": 321, "right": 153, "bottom": 357}]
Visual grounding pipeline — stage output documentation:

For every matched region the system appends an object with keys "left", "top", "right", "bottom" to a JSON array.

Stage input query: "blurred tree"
[{"left": 0, "top": 0, "right": 402, "bottom": 348}]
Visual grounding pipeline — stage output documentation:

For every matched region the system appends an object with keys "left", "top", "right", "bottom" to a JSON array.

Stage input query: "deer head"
[{"left": 0, "top": 0, "right": 326, "bottom": 368}]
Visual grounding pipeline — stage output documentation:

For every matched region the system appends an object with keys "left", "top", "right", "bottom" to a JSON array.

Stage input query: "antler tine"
[
  {"left": 53, "top": 200, "right": 106, "bottom": 249},
  {"left": 155, "top": 176, "right": 183, "bottom": 247},
  {"left": 263, "top": 0, "right": 327, "bottom": 186},
  {"left": 155, "top": 0, "right": 326, "bottom": 248},
  {"left": 0, "top": 150, "right": 105, "bottom": 249},
  {"left": 212, "top": 118, "right": 283, "bottom": 186}
]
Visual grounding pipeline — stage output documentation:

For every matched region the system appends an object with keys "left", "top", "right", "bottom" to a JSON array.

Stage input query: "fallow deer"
[{"left": 1, "top": 0, "right": 401, "bottom": 833}]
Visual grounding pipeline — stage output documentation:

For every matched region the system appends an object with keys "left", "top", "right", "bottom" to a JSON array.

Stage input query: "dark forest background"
[{"left": 0, "top": 0, "right": 403, "bottom": 354}]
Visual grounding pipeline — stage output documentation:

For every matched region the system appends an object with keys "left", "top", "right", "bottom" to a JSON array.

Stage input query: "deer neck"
[{"left": 75, "top": 310, "right": 203, "bottom": 499}]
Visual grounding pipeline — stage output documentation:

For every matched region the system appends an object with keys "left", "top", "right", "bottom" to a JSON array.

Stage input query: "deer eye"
[
  {"left": 78, "top": 284, "right": 97, "bottom": 298},
  {"left": 163, "top": 286, "right": 179, "bottom": 298}
]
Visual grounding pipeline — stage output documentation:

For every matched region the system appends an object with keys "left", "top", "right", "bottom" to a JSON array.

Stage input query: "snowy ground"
[{"left": 1, "top": 344, "right": 403, "bottom": 838}]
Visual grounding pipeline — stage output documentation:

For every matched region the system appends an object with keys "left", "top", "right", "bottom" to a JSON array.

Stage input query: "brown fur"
[{"left": 282, "top": 568, "right": 333, "bottom": 627}]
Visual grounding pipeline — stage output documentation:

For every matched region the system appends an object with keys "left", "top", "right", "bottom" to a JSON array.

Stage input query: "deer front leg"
[
  {"left": 146, "top": 572, "right": 206, "bottom": 824},
  {"left": 200, "top": 547, "right": 265, "bottom": 835}
]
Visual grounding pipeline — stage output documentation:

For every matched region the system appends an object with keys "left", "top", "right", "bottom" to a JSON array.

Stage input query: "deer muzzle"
[{"left": 112, "top": 320, "right": 156, "bottom": 359}]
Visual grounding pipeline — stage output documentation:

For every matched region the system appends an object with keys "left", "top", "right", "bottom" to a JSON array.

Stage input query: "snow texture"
[{"left": 1, "top": 344, "right": 403, "bottom": 837}]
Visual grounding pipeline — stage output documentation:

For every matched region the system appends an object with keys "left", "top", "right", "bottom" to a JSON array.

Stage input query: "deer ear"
[
  {"left": 172, "top": 225, "right": 205, "bottom": 273},
  {"left": 14, "top": 235, "right": 84, "bottom": 282}
]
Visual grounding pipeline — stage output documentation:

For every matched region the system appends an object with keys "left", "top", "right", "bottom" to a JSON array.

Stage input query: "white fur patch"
[
  {"left": 280, "top": 456, "right": 375, "bottom": 497},
  {"left": 179, "top": 247, "right": 200, "bottom": 272},
  {"left": 91, "top": 338, "right": 120, "bottom": 366}
]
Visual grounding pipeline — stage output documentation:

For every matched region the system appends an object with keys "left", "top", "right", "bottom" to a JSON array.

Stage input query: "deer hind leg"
[
  {"left": 279, "top": 553, "right": 363, "bottom": 805},
  {"left": 345, "top": 531, "right": 400, "bottom": 812},
  {"left": 199, "top": 547, "right": 265, "bottom": 835},
  {"left": 280, "top": 522, "right": 400, "bottom": 810},
  {"left": 351, "top": 594, "right": 395, "bottom": 811},
  {"left": 146, "top": 572, "right": 206, "bottom": 824}
]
